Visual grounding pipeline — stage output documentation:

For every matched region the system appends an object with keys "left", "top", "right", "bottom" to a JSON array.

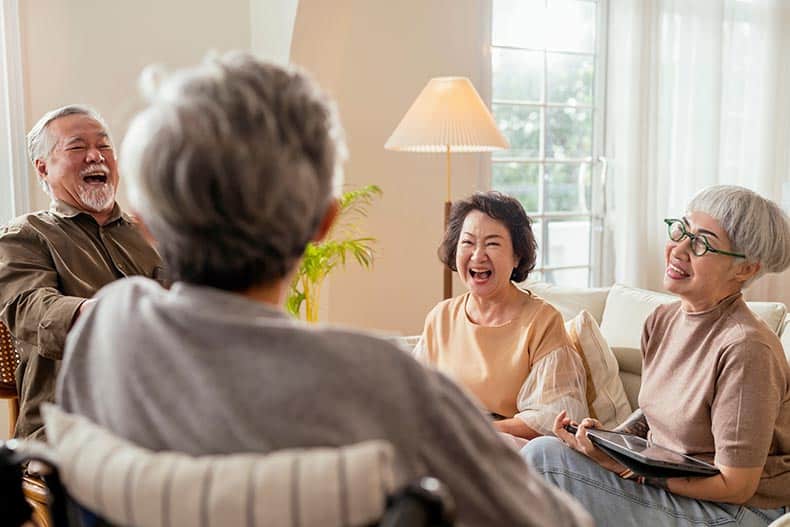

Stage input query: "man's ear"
[
  {"left": 34, "top": 159, "right": 47, "bottom": 180},
  {"left": 312, "top": 198, "right": 340, "bottom": 243},
  {"left": 734, "top": 260, "right": 761, "bottom": 284}
]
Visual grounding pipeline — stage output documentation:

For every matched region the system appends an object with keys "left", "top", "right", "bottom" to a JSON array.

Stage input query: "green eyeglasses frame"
[{"left": 664, "top": 218, "right": 747, "bottom": 259}]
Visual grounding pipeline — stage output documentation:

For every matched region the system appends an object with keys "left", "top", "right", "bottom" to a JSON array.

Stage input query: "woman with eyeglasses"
[{"left": 523, "top": 185, "right": 790, "bottom": 526}]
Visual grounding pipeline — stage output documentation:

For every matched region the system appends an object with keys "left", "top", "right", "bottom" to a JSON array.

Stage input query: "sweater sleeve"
[{"left": 420, "top": 369, "right": 593, "bottom": 526}]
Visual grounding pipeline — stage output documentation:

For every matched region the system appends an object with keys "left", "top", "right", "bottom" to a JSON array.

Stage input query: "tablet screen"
[{"left": 588, "top": 429, "right": 716, "bottom": 470}]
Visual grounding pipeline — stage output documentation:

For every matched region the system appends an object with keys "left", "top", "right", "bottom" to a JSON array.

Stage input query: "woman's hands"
[{"left": 552, "top": 410, "right": 627, "bottom": 474}]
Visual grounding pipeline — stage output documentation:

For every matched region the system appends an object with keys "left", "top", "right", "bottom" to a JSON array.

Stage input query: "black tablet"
[{"left": 586, "top": 428, "right": 719, "bottom": 477}]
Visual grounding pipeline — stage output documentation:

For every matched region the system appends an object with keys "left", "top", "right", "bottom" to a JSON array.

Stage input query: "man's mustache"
[{"left": 80, "top": 164, "right": 111, "bottom": 177}]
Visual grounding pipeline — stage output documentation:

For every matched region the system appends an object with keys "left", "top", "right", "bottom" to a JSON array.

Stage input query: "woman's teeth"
[{"left": 667, "top": 263, "right": 689, "bottom": 278}]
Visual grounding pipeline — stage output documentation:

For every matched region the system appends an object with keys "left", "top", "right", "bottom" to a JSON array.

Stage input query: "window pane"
[
  {"left": 546, "top": 107, "right": 592, "bottom": 159},
  {"left": 532, "top": 219, "right": 543, "bottom": 267},
  {"left": 546, "top": 218, "right": 590, "bottom": 266},
  {"left": 546, "top": 0, "right": 596, "bottom": 53},
  {"left": 544, "top": 163, "right": 591, "bottom": 213},
  {"left": 492, "top": 162, "right": 540, "bottom": 212},
  {"left": 492, "top": 0, "right": 546, "bottom": 49},
  {"left": 493, "top": 104, "right": 541, "bottom": 159},
  {"left": 526, "top": 270, "right": 543, "bottom": 283},
  {"left": 492, "top": 48, "right": 543, "bottom": 102},
  {"left": 547, "top": 52, "right": 594, "bottom": 105},
  {"left": 544, "top": 267, "right": 589, "bottom": 287}
]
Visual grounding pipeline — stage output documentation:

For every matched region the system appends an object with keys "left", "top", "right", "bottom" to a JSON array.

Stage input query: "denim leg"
[{"left": 522, "top": 437, "right": 786, "bottom": 527}]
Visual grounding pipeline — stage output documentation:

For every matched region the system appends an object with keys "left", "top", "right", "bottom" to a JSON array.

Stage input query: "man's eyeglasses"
[{"left": 664, "top": 219, "right": 746, "bottom": 258}]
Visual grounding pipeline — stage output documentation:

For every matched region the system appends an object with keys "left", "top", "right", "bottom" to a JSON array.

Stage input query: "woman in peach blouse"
[{"left": 414, "top": 191, "right": 588, "bottom": 440}]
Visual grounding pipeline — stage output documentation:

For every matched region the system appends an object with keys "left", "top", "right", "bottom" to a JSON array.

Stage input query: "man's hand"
[{"left": 71, "top": 299, "right": 97, "bottom": 328}]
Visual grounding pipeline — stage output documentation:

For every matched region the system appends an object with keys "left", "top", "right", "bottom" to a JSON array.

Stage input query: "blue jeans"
[{"left": 522, "top": 437, "right": 788, "bottom": 526}]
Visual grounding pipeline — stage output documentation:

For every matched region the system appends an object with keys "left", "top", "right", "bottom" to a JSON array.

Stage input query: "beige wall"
[
  {"left": 19, "top": 0, "right": 252, "bottom": 211},
  {"left": 1, "top": 0, "right": 492, "bottom": 436},
  {"left": 16, "top": 0, "right": 491, "bottom": 336},
  {"left": 291, "top": 0, "right": 491, "bottom": 335}
]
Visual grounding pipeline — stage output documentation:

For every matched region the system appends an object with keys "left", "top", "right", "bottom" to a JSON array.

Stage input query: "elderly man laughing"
[{"left": 0, "top": 105, "right": 163, "bottom": 440}]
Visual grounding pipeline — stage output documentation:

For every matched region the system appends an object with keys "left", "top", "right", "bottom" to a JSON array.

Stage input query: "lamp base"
[{"left": 444, "top": 200, "right": 452, "bottom": 299}]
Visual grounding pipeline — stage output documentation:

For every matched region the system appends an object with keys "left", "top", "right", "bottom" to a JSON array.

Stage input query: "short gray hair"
[
  {"left": 687, "top": 185, "right": 790, "bottom": 284},
  {"left": 27, "top": 104, "right": 111, "bottom": 194},
  {"left": 122, "top": 52, "right": 347, "bottom": 291}
]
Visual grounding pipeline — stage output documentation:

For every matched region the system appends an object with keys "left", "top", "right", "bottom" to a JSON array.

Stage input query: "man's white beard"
[{"left": 77, "top": 182, "right": 116, "bottom": 212}]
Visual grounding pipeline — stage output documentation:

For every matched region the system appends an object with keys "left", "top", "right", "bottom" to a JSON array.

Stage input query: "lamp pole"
[
  {"left": 444, "top": 145, "right": 452, "bottom": 300},
  {"left": 383, "top": 76, "right": 509, "bottom": 301}
]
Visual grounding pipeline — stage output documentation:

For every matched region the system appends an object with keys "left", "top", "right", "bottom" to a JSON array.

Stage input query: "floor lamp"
[{"left": 384, "top": 77, "right": 509, "bottom": 299}]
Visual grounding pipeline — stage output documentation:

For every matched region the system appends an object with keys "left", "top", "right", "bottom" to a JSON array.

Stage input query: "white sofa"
[{"left": 525, "top": 281, "right": 790, "bottom": 410}]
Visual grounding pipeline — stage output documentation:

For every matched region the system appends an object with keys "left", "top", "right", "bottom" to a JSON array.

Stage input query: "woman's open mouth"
[
  {"left": 666, "top": 263, "right": 689, "bottom": 279},
  {"left": 470, "top": 269, "right": 492, "bottom": 281}
]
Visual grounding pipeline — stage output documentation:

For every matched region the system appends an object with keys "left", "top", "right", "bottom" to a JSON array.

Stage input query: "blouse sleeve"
[
  {"left": 411, "top": 334, "right": 429, "bottom": 365},
  {"left": 513, "top": 345, "right": 588, "bottom": 435}
]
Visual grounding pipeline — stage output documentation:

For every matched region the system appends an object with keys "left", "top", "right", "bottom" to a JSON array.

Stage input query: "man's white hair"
[{"left": 26, "top": 104, "right": 112, "bottom": 195}]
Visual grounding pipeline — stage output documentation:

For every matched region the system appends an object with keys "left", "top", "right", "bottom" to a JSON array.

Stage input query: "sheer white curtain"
[
  {"left": 604, "top": 0, "right": 790, "bottom": 304},
  {"left": 0, "top": 0, "right": 28, "bottom": 224}
]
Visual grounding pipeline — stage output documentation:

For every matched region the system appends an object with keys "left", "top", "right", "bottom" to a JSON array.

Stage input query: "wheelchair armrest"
[{"left": 378, "top": 477, "right": 455, "bottom": 527}]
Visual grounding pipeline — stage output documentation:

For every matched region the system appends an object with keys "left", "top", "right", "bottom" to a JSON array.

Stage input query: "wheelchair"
[{"left": 1, "top": 439, "right": 455, "bottom": 527}]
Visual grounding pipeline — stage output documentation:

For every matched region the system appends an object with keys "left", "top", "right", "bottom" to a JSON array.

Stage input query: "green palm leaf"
[{"left": 286, "top": 185, "right": 381, "bottom": 320}]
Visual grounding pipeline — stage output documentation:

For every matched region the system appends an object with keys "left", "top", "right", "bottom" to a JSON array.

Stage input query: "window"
[
  {"left": 490, "top": 0, "right": 606, "bottom": 287},
  {"left": 0, "top": 0, "right": 28, "bottom": 224}
]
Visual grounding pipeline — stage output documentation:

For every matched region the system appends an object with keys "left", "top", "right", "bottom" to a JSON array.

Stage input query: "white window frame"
[
  {"left": 0, "top": 0, "right": 29, "bottom": 223},
  {"left": 482, "top": 0, "right": 609, "bottom": 287}
]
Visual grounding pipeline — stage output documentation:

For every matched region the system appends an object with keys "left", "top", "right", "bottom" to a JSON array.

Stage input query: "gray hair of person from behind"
[
  {"left": 439, "top": 191, "right": 537, "bottom": 282},
  {"left": 687, "top": 184, "right": 790, "bottom": 284},
  {"left": 121, "top": 52, "right": 347, "bottom": 291},
  {"left": 26, "top": 104, "right": 112, "bottom": 194}
]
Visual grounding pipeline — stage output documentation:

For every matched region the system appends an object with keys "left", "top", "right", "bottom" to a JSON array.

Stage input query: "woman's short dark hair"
[{"left": 438, "top": 191, "right": 537, "bottom": 282}]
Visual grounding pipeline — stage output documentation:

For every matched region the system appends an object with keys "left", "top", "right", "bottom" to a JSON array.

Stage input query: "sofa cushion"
[
  {"left": 600, "top": 284, "right": 788, "bottom": 348},
  {"left": 599, "top": 284, "right": 676, "bottom": 349},
  {"left": 565, "top": 310, "right": 632, "bottom": 428},
  {"left": 746, "top": 302, "right": 788, "bottom": 335},
  {"left": 42, "top": 404, "right": 395, "bottom": 527},
  {"left": 781, "top": 316, "right": 790, "bottom": 365},
  {"left": 524, "top": 281, "right": 610, "bottom": 324},
  {"left": 611, "top": 347, "right": 642, "bottom": 410}
]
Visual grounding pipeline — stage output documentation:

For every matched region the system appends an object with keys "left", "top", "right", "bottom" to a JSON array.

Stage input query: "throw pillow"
[
  {"left": 565, "top": 310, "right": 632, "bottom": 428},
  {"left": 42, "top": 404, "right": 395, "bottom": 527},
  {"left": 522, "top": 281, "right": 610, "bottom": 324}
]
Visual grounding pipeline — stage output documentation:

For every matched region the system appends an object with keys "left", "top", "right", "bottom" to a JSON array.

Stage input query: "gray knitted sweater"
[{"left": 57, "top": 277, "right": 591, "bottom": 527}]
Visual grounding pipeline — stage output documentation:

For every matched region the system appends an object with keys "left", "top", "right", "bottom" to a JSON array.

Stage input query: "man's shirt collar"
[{"left": 49, "top": 199, "right": 124, "bottom": 224}]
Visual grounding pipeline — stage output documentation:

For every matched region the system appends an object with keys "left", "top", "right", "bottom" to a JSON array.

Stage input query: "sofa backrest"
[
  {"left": 523, "top": 282, "right": 610, "bottom": 323},
  {"left": 525, "top": 281, "right": 789, "bottom": 410}
]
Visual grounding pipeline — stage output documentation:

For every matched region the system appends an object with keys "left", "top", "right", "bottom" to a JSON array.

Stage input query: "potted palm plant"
[{"left": 286, "top": 184, "right": 382, "bottom": 322}]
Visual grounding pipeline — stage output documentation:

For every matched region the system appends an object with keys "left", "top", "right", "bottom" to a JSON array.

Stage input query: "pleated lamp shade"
[{"left": 384, "top": 77, "right": 509, "bottom": 152}]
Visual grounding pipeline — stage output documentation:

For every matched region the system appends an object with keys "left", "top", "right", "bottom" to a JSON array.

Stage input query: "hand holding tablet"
[{"left": 563, "top": 423, "right": 719, "bottom": 478}]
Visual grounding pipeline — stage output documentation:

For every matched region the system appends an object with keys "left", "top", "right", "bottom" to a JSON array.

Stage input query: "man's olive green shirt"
[{"left": 0, "top": 200, "right": 163, "bottom": 439}]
